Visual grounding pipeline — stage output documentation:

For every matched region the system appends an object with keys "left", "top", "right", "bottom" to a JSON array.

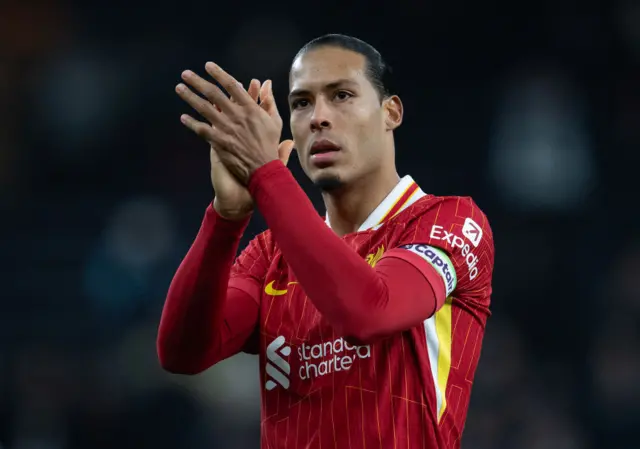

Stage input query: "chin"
[{"left": 312, "top": 171, "right": 345, "bottom": 192}]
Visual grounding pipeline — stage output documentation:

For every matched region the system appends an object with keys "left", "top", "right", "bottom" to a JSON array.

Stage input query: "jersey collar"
[{"left": 325, "top": 175, "right": 426, "bottom": 232}]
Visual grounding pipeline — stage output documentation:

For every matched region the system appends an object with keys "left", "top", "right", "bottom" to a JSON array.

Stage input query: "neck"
[{"left": 322, "top": 167, "right": 401, "bottom": 237}]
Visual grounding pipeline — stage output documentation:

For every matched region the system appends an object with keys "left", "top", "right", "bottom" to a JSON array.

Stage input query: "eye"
[
  {"left": 291, "top": 99, "right": 310, "bottom": 109},
  {"left": 334, "top": 91, "right": 353, "bottom": 101}
]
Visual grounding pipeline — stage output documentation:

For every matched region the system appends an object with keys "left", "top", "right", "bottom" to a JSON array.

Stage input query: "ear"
[{"left": 383, "top": 95, "right": 403, "bottom": 131}]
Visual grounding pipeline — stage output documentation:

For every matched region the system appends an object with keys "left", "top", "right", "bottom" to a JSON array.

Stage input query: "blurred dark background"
[{"left": 0, "top": 0, "right": 637, "bottom": 447}]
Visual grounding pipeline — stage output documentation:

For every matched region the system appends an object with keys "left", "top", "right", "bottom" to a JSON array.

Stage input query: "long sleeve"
[
  {"left": 248, "top": 161, "right": 447, "bottom": 343},
  {"left": 157, "top": 205, "right": 260, "bottom": 374}
]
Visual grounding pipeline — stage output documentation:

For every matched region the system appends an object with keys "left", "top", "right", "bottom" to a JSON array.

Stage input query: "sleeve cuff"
[
  {"left": 247, "top": 160, "right": 290, "bottom": 196},
  {"left": 204, "top": 203, "right": 251, "bottom": 238}
]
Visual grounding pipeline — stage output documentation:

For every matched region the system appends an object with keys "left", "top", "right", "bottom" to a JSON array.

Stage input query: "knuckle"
[
  {"left": 222, "top": 80, "right": 235, "bottom": 93},
  {"left": 212, "top": 131, "right": 228, "bottom": 146},
  {"left": 194, "top": 125, "right": 210, "bottom": 138},
  {"left": 230, "top": 111, "right": 245, "bottom": 126},
  {"left": 221, "top": 135, "right": 235, "bottom": 148},
  {"left": 192, "top": 96, "right": 206, "bottom": 111},
  {"left": 207, "top": 86, "right": 223, "bottom": 102},
  {"left": 200, "top": 85, "right": 213, "bottom": 99}
]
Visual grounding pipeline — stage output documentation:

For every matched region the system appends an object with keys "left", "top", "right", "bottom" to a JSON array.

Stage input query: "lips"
[{"left": 310, "top": 139, "right": 341, "bottom": 155}]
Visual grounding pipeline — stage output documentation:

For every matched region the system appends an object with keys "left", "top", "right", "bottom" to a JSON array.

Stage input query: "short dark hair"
[{"left": 292, "top": 34, "right": 393, "bottom": 100}]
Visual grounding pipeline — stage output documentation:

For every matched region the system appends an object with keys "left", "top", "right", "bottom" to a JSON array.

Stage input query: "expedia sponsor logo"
[
  {"left": 401, "top": 244, "right": 457, "bottom": 296},
  {"left": 462, "top": 217, "right": 483, "bottom": 247},
  {"left": 430, "top": 225, "right": 479, "bottom": 281}
]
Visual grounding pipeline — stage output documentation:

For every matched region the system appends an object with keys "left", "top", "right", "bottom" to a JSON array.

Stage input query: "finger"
[
  {"left": 176, "top": 83, "right": 222, "bottom": 124},
  {"left": 205, "top": 62, "right": 252, "bottom": 106},
  {"left": 259, "top": 80, "right": 279, "bottom": 118},
  {"left": 181, "top": 70, "right": 231, "bottom": 113},
  {"left": 229, "top": 82, "right": 241, "bottom": 104},
  {"left": 231, "top": 79, "right": 259, "bottom": 104},
  {"left": 180, "top": 114, "right": 215, "bottom": 141},
  {"left": 277, "top": 139, "right": 295, "bottom": 165},
  {"left": 247, "top": 79, "right": 261, "bottom": 103}
]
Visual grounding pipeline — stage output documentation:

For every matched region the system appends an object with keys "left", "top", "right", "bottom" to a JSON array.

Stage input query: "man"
[{"left": 158, "top": 34, "right": 494, "bottom": 448}]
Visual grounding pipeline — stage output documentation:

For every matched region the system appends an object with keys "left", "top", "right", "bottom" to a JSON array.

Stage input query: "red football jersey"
[{"left": 230, "top": 176, "right": 494, "bottom": 449}]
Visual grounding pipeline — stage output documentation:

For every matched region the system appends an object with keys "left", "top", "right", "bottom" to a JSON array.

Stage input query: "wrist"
[
  {"left": 246, "top": 156, "right": 279, "bottom": 183},
  {"left": 248, "top": 159, "right": 287, "bottom": 194},
  {"left": 212, "top": 198, "right": 253, "bottom": 221}
]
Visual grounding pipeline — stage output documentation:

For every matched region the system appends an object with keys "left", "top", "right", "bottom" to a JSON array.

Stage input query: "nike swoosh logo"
[{"left": 265, "top": 281, "right": 298, "bottom": 296}]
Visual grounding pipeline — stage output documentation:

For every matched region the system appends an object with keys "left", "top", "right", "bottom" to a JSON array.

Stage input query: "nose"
[{"left": 310, "top": 98, "right": 332, "bottom": 132}]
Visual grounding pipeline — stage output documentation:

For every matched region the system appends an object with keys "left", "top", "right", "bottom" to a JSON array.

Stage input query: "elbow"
[
  {"left": 156, "top": 338, "right": 208, "bottom": 375},
  {"left": 335, "top": 291, "right": 389, "bottom": 344},
  {"left": 160, "top": 364, "right": 205, "bottom": 375},
  {"left": 330, "top": 298, "right": 387, "bottom": 344},
  {"left": 158, "top": 356, "right": 205, "bottom": 375},
  {"left": 338, "top": 315, "right": 384, "bottom": 345},
  {"left": 338, "top": 279, "right": 392, "bottom": 344},
  {"left": 344, "top": 328, "right": 383, "bottom": 346}
]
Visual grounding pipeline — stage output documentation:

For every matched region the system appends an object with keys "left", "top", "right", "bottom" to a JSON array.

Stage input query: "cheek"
[{"left": 352, "top": 109, "right": 384, "bottom": 147}]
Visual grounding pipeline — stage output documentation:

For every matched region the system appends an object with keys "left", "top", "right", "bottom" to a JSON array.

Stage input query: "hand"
[
  {"left": 210, "top": 79, "right": 259, "bottom": 220},
  {"left": 177, "top": 62, "right": 289, "bottom": 185},
  {"left": 177, "top": 76, "right": 294, "bottom": 220}
]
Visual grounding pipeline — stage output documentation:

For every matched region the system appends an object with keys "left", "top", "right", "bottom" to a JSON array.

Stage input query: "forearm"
[
  {"left": 248, "top": 161, "right": 442, "bottom": 342},
  {"left": 157, "top": 205, "right": 253, "bottom": 373}
]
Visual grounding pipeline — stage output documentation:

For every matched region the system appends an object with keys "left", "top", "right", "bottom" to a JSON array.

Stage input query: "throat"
[{"left": 323, "top": 171, "right": 401, "bottom": 237}]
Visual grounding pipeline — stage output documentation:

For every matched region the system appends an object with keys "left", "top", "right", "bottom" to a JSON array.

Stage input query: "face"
[{"left": 288, "top": 46, "right": 403, "bottom": 190}]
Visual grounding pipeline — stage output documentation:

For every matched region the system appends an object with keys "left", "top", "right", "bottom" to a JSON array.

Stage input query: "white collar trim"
[{"left": 325, "top": 175, "right": 425, "bottom": 232}]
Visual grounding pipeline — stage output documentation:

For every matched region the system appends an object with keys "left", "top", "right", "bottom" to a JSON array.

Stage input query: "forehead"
[{"left": 289, "top": 47, "right": 369, "bottom": 92}]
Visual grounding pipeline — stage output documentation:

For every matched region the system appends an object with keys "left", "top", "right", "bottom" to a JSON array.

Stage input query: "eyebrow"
[{"left": 288, "top": 79, "right": 357, "bottom": 99}]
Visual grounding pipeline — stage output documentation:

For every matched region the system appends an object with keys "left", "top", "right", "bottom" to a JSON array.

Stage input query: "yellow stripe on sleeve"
[{"left": 434, "top": 296, "right": 453, "bottom": 422}]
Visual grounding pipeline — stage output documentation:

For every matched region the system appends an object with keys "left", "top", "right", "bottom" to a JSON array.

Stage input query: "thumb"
[
  {"left": 277, "top": 140, "right": 295, "bottom": 165},
  {"left": 259, "top": 80, "right": 279, "bottom": 118},
  {"left": 210, "top": 145, "right": 224, "bottom": 167}
]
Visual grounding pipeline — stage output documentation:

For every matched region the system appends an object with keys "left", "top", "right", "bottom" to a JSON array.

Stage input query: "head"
[{"left": 288, "top": 34, "right": 403, "bottom": 192}]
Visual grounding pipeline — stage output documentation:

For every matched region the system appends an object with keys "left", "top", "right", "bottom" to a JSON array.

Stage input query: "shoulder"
[
  {"left": 389, "top": 194, "right": 495, "bottom": 291},
  {"left": 390, "top": 194, "right": 493, "bottom": 244},
  {"left": 408, "top": 194, "right": 489, "bottom": 225}
]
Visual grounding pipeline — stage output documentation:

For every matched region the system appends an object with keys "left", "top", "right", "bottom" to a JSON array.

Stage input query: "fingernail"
[
  {"left": 205, "top": 62, "right": 216, "bottom": 70},
  {"left": 182, "top": 70, "right": 193, "bottom": 79},
  {"left": 176, "top": 84, "right": 186, "bottom": 92}
]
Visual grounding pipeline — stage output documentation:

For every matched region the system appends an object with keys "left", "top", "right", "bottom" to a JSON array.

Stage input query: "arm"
[
  {"left": 248, "top": 161, "right": 448, "bottom": 343},
  {"left": 157, "top": 205, "right": 261, "bottom": 374}
]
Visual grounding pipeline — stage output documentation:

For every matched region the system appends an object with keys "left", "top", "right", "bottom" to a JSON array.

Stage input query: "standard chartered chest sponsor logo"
[
  {"left": 298, "top": 338, "right": 371, "bottom": 380},
  {"left": 265, "top": 336, "right": 291, "bottom": 391},
  {"left": 265, "top": 336, "right": 371, "bottom": 389}
]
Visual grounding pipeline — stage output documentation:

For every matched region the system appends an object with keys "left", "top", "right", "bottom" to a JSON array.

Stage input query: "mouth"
[
  {"left": 309, "top": 139, "right": 342, "bottom": 168},
  {"left": 310, "top": 139, "right": 341, "bottom": 156}
]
